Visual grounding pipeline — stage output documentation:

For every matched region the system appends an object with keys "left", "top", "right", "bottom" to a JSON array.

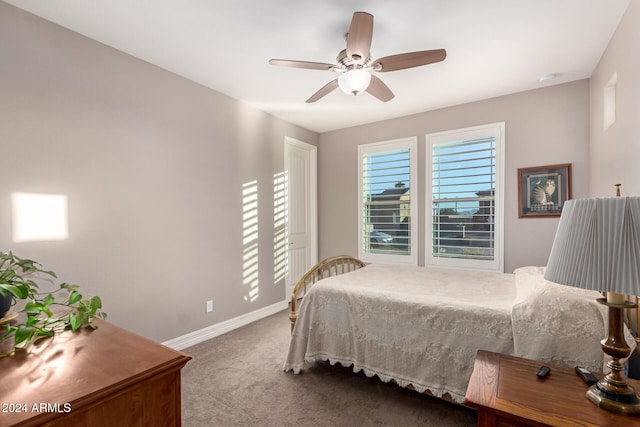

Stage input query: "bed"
[{"left": 283, "top": 256, "right": 634, "bottom": 403}]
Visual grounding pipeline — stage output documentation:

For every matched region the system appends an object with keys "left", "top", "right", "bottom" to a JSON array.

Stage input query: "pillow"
[
  {"left": 511, "top": 266, "right": 635, "bottom": 372},
  {"left": 512, "top": 265, "right": 547, "bottom": 306}
]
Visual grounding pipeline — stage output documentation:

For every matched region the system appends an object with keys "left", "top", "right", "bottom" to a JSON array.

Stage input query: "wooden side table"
[
  {"left": 465, "top": 350, "right": 640, "bottom": 427},
  {"left": 0, "top": 319, "right": 191, "bottom": 426}
]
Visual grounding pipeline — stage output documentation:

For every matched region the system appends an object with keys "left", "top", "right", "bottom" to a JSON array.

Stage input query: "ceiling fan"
[{"left": 269, "top": 11, "right": 446, "bottom": 103}]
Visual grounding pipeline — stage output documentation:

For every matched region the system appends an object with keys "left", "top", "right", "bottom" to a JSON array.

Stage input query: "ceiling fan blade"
[
  {"left": 373, "top": 49, "right": 447, "bottom": 72},
  {"left": 306, "top": 79, "right": 340, "bottom": 103},
  {"left": 269, "top": 59, "right": 335, "bottom": 71},
  {"left": 346, "top": 12, "right": 373, "bottom": 64},
  {"left": 366, "top": 75, "right": 394, "bottom": 102}
]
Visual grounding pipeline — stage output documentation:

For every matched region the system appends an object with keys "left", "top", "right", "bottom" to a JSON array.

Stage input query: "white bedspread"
[
  {"left": 511, "top": 266, "right": 635, "bottom": 373},
  {"left": 283, "top": 263, "right": 516, "bottom": 403},
  {"left": 283, "top": 263, "right": 627, "bottom": 403}
]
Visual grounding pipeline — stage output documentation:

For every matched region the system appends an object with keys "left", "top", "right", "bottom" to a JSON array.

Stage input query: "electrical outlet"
[{"left": 206, "top": 300, "right": 213, "bottom": 313}]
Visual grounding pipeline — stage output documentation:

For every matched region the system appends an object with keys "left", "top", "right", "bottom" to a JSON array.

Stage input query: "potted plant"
[
  {"left": 0, "top": 286, "right": 11, "bottom": 320},
  {"left": 0, "top": 251, "right": 106, "bottom": 356}
]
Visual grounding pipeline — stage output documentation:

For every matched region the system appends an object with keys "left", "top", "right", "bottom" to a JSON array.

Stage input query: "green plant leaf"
[
  {"left": 25, "top": 316, "right": 39, "bottom": 327},
  {"left": 14, "top": 325, "right": 34, "bottom": 346},
  {"left": 68, "top": 290, "right": 82, "bottom": 305},
  {"left": 0, "top": 269, "right": 15, "bottom": 281},
  {"left": 40, "top": 270, "right": 57, "bottom": 278},
  {"left": 60, "top": 282, "right": 80, "bottom": 292},
  {"left": 69, "top": 313, "right": 81, "bottom": 332},
  {"left": 24, "top": 279, "right": 39, "bottom": 289},
  {"left": 6, "top": 284, "right": 29, "bottom": 299},
  {"left": 35, "top": 328, "right": 54, "bottom": 338},
  {"left": 90, "top": 296, "right": 102, "bottom": 311},
  {"left": 0, "top": 284, "right": 20, "bottom": 298},
  {"left": 23, "top": 301, "right": 44, "bottom": 315},
  {"left": 43, "top": 293, "right": 55, "bottom": 306}
]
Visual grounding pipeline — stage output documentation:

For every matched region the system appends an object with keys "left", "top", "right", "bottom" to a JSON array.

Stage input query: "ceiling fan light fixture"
[{"left": 338, "top": 68, "right": 371, "bottom": 96}]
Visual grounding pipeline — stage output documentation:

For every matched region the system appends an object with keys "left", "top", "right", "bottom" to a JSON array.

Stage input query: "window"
[
  {"left": 358, "top": 137, "right": 417, "bottom": 265},
  {"left": 426, "top": 123, "right": 504, "bottom": 272}
]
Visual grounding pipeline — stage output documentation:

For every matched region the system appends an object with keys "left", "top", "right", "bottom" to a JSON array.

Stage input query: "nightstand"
[{"left": 465, "top": 350, "right": 640, "bottom": 426}]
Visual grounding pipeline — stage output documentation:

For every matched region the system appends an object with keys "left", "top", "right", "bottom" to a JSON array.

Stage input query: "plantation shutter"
[
  {"left": 431, "top": 136, "right": 496, "bottom": 261},
  {"left": 361, "top": 148, "right": 411, "bottom": 256}
]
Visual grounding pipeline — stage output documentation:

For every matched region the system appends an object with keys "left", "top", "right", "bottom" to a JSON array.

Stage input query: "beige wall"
[
  {"left": 318, "top": 80, "right": 590, "bottom": 273},
  {"left": 0, "top": 2, "right": 318, "bottom": 342},
  {"left": 589, "top": 0, "right": 640, "bottom": 197}
]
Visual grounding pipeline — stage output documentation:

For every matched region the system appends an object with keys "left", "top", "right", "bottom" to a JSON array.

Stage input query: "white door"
[{"left": 285, "top": 137, "right": 317, "bottom": 301}]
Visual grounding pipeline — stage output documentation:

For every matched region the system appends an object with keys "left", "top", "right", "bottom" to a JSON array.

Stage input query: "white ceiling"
[{"left": 5, "top": 0, "right": 630, "bottom": 133}]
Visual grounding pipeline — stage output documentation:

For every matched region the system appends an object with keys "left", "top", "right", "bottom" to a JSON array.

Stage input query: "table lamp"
[{"left": 544, "top": 195, "right": 640, "bottom": 415}]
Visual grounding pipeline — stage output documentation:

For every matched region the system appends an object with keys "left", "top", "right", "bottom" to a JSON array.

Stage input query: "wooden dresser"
[
  {"left": 0, "top": 319, "right": 191, "bottom": 426},
  {"left": 465, "top": 350, "right": 640, "bottom": 427}
]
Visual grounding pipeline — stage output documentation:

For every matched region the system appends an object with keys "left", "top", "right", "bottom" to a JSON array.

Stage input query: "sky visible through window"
[
  {"left": 363, "top": 149, "right": 410, "bottom": 194},
  {"left": 432, "top": 137, "right": 496, "bottom": 214}
]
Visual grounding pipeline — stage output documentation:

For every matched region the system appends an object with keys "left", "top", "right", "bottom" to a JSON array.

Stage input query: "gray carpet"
[{"left": 181, "top": 309, "right": 477, "bottom": 426}]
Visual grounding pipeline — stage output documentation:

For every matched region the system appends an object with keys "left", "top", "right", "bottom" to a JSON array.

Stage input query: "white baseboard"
[{"left": 162, "top": 300, "right": 288, "bottom": 351}]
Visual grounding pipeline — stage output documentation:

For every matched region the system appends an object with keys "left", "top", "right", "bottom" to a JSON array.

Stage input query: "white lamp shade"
[
  {"left": 338, "top": 69, "right": 371, "bottom": 95},
  {"left": 544, "top": 197, "right": 640, "bottom": 294}
]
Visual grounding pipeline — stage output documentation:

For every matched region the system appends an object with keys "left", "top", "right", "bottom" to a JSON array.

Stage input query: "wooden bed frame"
[{"left": 289, "top": 255, "right": 365, "bottom": 332}]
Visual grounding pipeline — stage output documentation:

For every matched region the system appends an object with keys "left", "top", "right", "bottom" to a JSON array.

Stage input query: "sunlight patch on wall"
[
  {"left": 11, "top": 192, "right": 69, "bottom": 242},
  {"left": 604, "top": 72, "right": 617, "bottom": 131},
  {"left": 242, "top": 181, "right": 259, "bottom": 302},
  {"left": 273, "top": 171, "right": 289, "bottom": 284}
]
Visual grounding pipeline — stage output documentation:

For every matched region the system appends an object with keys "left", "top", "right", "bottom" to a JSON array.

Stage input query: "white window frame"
[
  {"left": 358, "top": 137, "right": 418, "bottom": 265},
  {"left": 425, "top": 123, "right": 505, "bottom": 272}
]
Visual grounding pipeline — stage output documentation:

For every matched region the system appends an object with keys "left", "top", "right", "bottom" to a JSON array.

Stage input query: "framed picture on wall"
[{"left": 518, "top": 163, "right": 571, "bottom": 218}]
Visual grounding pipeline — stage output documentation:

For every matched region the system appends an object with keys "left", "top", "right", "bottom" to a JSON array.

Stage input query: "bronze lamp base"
[
  {"left": 587, "top": 382, "right": 640, "bottom": 415},
  {"left": 589, "top": 298, "right": 640, "bottom": 415}
]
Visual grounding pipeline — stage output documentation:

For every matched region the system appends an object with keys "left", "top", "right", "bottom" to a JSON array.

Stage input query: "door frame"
[{"left": 284, "top": 137, "right": 318, "bottom": 300}]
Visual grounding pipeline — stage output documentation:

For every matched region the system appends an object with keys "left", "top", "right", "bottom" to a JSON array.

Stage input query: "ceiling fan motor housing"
[{"left": 336, "top": 49, "right": 370, "bottom": 69}]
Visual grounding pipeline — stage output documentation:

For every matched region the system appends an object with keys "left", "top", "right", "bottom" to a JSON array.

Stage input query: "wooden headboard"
[{"left": 289, "top": 255, "right": 365, "bottom": 332}]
